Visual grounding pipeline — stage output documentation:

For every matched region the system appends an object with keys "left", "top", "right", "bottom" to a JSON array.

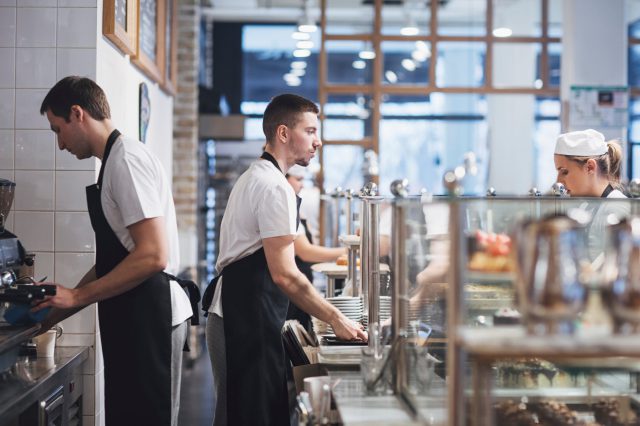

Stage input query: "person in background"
[
  {"left": 554, "top": 128, "right": 629, "bottom": 261},
  {"left": 286, "top": 164, "right": 346, "bottom": 330},
  {"left": 554, "top": 128, "right": 626, "bottom": 198},
  {"left": 34, "top": 77, "right": 193, "bottom": 426},
  {"left": 204, "top": 94, "right": 366, "bottom": 426}
]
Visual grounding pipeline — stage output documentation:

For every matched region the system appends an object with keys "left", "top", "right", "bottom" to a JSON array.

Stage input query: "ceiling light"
[
  {"left": 385, "top": 70, "right": 398, "bottom": 83},
  {"left": 297, "top": 0, "right": 317, "bottom": 33},
  {"left": 286, "top": 80, "right": 302, "bottom": 87},
  {"left": 492, "top": 27, "right": 513, "bottom": 38},
  {"left": 359, "top": 50, "right": 375, "bottom": 60},
  {"left": 292, "top": 31, "right": 310, "bottom": 41},
  {"left": 534, "top": 79, "right": 543, "bottom": 89},
  {"left": 284, "top": 74, "right": 301, "bottom": 86},
  {"left": 411, "top": 50, "right": 429, "bottom": 62},
  {"left": 291, "top": 61, "right": 307, "bottom": 69},
  {"left": 291, "top": 68, "right": 306, "bottom": 77},
  {"left": 400, "top": 18, "right": 419, "bottom": 36},
  {"left": 293, "top": 49, "right": 311, "bottom": 58},
  {"left": 298, "top": 22, "right": 317, "bottom": 33},
  {"left": 352, "top": 60, "right": 366, "bottom": 69},
  {"left": 401, "top": 59, "right": 416, "bottom": 71},
  {"left": 415, "top": 40, "right": 429, "bottom": 52},
  {"left": 296, "top": 40, "right": 314, "bottom": 49}
]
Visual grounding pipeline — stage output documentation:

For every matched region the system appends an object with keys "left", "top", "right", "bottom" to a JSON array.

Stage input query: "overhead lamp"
[
  {"left": 296, "top": 40, "right": 314, "bottom": 50},
  {"left": 400, "top": 16, "right": 419, "bottom": 36},
  {"left": 291, "top": 68, "right": 306, "bottom": 77},
  {"left": 359, "top": 44, "right": 376, "bottom": 60},
  {"left": 292, "top": 31, "right": 311, "bottom": 41},
  {"left": 385, "top": 70, "right": 398, "bottom": 83},
  {"left": 534, "top": 79, "right": 543, "bottom": 89},
  {"left": 411, "top": 49, "right": 429, "bottom": 62},
  {"left": 284, "top": 73, "right": 301, "bottom": 86},
  {"left": 401, "top": 58, "right": 416, "bottom": 71},
  {"left": 293, "top": 49, "right": 311, "bottom": 58},
  {"left": 291, "top": 61, "right": 307, "bottom": 69},
  {"left": 492, "top": 27, "right": 512, "bottom": 38},
  {"left": 352, "top": 60, "right": 366, "bottom": 70},
  {"left": 415, "top": 40, "right": 429, "bottom": 52}
]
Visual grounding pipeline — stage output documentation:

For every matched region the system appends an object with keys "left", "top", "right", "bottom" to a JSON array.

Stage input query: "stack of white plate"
[
  {"left": 379, "top": 296, "right": 391, "bottom": 322},
  {"left": 312, "top": 296, "right": 363, "bottom": 335}
]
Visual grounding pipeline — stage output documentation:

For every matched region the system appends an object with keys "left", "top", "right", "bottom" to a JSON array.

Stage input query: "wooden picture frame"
[
  {"left": 132, "top": 0, "right": 166, "bottom": 84},
  {"left": 161, "top": 0, "right": 178, "bottom": 95},
  {"left": 103, "top": 0, "right": 138, "bottom": 56}
]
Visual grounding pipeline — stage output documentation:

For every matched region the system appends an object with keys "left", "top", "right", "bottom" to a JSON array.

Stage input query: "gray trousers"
[
  {"left": 172, "top": 320, "right": 189, "bottom": 426},
  {"left": 206, "top": 314, "right": 227, "bottom": 426}
]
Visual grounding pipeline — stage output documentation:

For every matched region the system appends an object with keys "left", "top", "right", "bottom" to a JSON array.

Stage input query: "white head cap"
[
  {"left": 287, "top": 164, "right": 307, "bottom": 178},
  {"left": 554, "top": 129, "right": 607, "bottom": 157}
]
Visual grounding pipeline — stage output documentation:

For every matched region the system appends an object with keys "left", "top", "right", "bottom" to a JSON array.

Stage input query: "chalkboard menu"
[
  {"left": 115, "top": 0, "right": 126, "bottom": 30},
  {"left": 139, "top": 0, "right": 157, "bottom": 62}
]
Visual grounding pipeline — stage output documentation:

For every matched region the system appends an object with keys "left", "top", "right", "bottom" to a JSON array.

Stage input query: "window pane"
[
  {"left": 492, "top": 0, "right": 541, "bottom": 37},
  {"left": 243, "top": 25, "right": 319, "bottom": 101},
  {"left": 326, "top": 40, "right": 373, "bottom": 84},
  {"left": 323, "top": 94, "right": 371, "bottom": 141},
  {"left": 630, "top": 118, "right": 640, "bottom": 142},
  {"left": 436, "top": 42, "right": 485, "bottom": 87},
  {"left": 632, "top": 145, "right": 640, "bottom": 179},
  {"left": 325, "top": 1, "right": 374, "bottom": 35},
  {"left": 534, "top": 116, "right": 561, "bottom": 191},
  {"left": 493, "top": 43, "right": 540, "bottom": 88},
  {"left": 548, "top": 43, "right": 562, "bottom": 87},
  {"left": 322, "top": 145, "right": 364, "bottom": 192},
  {"left": 381, "top": 3, "right": 431, "bottom": 36},
  {"left": 548, "top": 0, "right": 563, "bottom": 37},
  {"left": 438, "top": 0, "right": 486, "bottom": 36},
  {"left": 381, "top": 41, "right": 430, "bottom": 85},
  {"left": 630, "top": 45, "right": 640, "bottom": 87},
  {"left": 627, "top": 0, "right": 640, "bottom": 38}
]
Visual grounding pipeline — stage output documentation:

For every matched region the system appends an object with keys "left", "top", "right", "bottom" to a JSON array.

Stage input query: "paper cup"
[{"left": 33, "top": 326, "right": 63, "bottom": 358}]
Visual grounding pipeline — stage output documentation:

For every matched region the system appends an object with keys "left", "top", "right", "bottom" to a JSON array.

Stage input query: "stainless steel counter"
[
  {"left": 328, "top": 367, "right": 447, "bottom": 425},
  {"left": 0, "top": 346, "right": 89, "bottom": 421}
]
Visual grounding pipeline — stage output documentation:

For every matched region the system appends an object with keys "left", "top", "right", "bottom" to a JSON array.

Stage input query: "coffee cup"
[{"left": 33, "top": 325, "right": 63, "bottom": 358}]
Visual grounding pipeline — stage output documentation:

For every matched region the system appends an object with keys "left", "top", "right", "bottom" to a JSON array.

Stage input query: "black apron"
[
  {"left": 86, "top": 130, "right": 172, "bottom": 426},
  {"left": 221, "top": 152, "right": 300, "bottom": 426}
]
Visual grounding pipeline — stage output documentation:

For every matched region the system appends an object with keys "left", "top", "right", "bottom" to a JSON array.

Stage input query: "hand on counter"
[{"left": 331, "top": 315, "right": 368, "bottom": 342}]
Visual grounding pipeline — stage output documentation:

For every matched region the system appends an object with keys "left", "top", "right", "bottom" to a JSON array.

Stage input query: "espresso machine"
[{"left": 0, "top": 179, "right": 55, "bottom": 323}]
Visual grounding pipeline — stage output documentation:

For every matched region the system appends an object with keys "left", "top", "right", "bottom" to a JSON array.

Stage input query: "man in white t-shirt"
[
  {"left": 35, "top": 76, "right": 192, "bottom": 426},
  {"left": 204, "top": 94, "right": 366, "bottom": 426}
]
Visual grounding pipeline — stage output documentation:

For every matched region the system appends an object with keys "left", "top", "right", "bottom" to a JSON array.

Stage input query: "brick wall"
[{"left": 173, "top": 1, "right": 200, "bottom": 269}]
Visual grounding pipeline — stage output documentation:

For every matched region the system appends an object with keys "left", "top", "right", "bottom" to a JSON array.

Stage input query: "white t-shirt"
[
  {"left": 101, "top": 134, "right": 192, "bottom": 326},
  {"left": 209, "top": 158, "right": 298, "bottom": 317}
]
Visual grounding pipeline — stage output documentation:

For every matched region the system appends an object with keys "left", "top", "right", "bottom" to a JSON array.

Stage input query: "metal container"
[{"left": 0, "top": 179, "right": 15, "bottom": 233}]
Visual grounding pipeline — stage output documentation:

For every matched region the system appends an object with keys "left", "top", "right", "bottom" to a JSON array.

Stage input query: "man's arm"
[
  {"left": 293, "top": 233, "right": 346, "bottom": 263},
  {"left": 32, "top": 217, "right": 168, "bottom": 311},
  {"left": 263, "top": 235, "right": 367, "bottom": 341}
]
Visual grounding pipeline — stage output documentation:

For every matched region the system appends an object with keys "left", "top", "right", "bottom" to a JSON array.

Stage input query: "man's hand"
[
  {"left": 31, "top": 284, "right": 80, "bottom": 312},
  {"left": 331, "top": 314, "right": 368, "bottom": 342}
]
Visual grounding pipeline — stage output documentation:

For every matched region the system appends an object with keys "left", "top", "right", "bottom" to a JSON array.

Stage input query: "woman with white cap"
[{"left": 554, "top": 128, "right": 626, "bottom": 198}]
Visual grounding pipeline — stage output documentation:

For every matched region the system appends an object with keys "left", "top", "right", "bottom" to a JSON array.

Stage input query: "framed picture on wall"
[
  {"left": 161, "top": 0, "right": 178, "bottom": 95},
  {"left": 132, "top": 0, "right": 166, "bottom": 83},
  {"left": 102, "top": 0, "right": 138, "bottom": 56}
]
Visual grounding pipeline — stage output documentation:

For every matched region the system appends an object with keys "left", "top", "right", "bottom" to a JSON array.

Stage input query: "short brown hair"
[
  {"left": 40, "top": 76, "right": 111, "bottom": 122},
  {"left": 262, "top": 94, "right": 319, "bottom": 144}
]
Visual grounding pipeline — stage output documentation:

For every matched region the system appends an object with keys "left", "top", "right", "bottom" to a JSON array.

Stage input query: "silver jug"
[
  {"left": 513, "top": 214, "right": 588, "bottom": 334},
  {"left": 602, "top": 217, "right": 640, "bottom": 333}
]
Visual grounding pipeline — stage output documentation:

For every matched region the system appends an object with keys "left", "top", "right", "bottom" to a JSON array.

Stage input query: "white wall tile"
[
  {"left": 55, "top": 171, "right": 93, "bottom": 210},
  {"left": 17, "top": 0, "right": 55, "bottom": 6},
  {"left": 61, "top": 303, "right": 95, "bottom": 334},
  {"left": 15, "top": 89, "right": 49, "bottom": 129},
  {"left": 0, "top": 48, "right": 15, "bottom": 88},
  {"left": 17, "top": 8, "right": 56, "bottom": 48},
  {"left": 0, "top": 170, "right": 14, "bottom": 180},
  {"left": 0, "top": 1, "right": 16, "bottom": 7},
  {"left": 16, "top": 47, "right": 56, "bottom": 88},
  {"left": 14, "top": 170, "right": 54, "bottom": 210},
  {"left": 57, "top": 331, "right": 94, "bottom": 347},
  {"left": 57, "top": 8, "right": 96, "bottom": 48},
  {"left": 54, "top": 251, "right": 93, "bottom": 284},
  {"left": 55, "top": 211, "right": 94, "bottom": 252},
  {"left": 2, "top": 212, "right": 13, "bottom": 232},
  {"left": 15, "top": 130, "right": 54, "bottom": 170},
  {"left": 56, "top": 148, "right": 96, "bottom": 171},
  {"left": 82, "top": 372, "right": 100, "bottom": 415},
  {"left": 82, "top": 329, "right": 103, "bottom": 375},
  {"left": 14, "top": 211, "right": 54, "bottom": 251},
  {"left": 0, "top": 8, "right": 16, "bottom": 47},
  {"left": 0, "top": 130, "right": 13, "bottom": 169},
  {"left": 32, "top": 251, "right": 53, "bottom": 282},
  {"left": 59, "top": 0, "right": 96, "bottom": 6},
  {"left": 57, "top": 48, "right": 96, "bottom": 80},
  {"left": 0, "top": 89, "right": 15, "bottom": 128}
]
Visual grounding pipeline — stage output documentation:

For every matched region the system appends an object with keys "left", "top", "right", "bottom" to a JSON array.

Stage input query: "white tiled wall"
[{"left": 0, "top": 2, "right": 102, "bottom": 422}]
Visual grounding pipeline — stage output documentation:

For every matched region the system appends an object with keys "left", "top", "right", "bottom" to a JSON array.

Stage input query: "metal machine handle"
[{"left": 39, "top": 385, "right": 64, "bottom": 426}]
